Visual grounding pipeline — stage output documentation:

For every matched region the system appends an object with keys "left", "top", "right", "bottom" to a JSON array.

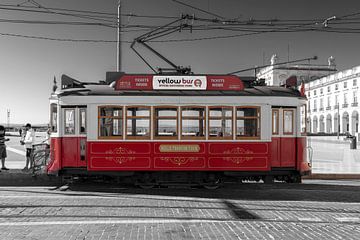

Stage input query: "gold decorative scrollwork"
[
  {"left": 160, "top": 157, "right": 198, "bottom": 166},
  {"left": 105, "top": 147, "right": 136, "bottom": 155},
  {"left": 224, "top": 157, "right": 253, "bottom": 164},
  {"left": 105, "top": 157, "right": 135, "bottom": 165},
  {"left": 223, "top": 147, "right": 253, "bottom": 155}
]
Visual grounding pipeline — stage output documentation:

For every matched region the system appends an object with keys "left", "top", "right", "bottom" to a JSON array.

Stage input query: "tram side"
[{"left": 46, "top": 93, "right": 310, "bottom": 185}]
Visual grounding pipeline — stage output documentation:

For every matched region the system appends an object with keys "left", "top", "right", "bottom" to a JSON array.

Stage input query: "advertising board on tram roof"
[{"left": 114, "top": 74, "right": 244, "bottom": 91}]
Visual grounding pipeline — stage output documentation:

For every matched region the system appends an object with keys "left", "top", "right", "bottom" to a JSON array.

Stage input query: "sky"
[{"left": 1, "top": 0, "right": 360, "bottom": 124}]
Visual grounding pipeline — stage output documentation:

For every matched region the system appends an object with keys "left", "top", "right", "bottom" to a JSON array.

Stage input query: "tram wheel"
[
  {"left": 263, "top": 175, "right": 274, "bottom": 184},
  {"left": 138, "top": 184, "right": 155, "bottom": 189},
  {"left": 203, "top": 179, "right": 221, "bottom": 190},
  {"left": 137, "top": 173, "right": 156, "bottom": 189},
  {"left": 286, "top": 174, "right": 302, "bottom": 183}
]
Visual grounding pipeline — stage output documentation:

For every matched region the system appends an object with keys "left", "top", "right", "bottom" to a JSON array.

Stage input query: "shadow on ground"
[{"left": 61, "top": 180, "right": 360, "bottom": 203}]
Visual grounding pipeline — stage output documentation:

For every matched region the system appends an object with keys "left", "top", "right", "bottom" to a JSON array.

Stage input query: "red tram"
[{"left": 47, "top": 74, "right": 310, "bottom": 187}]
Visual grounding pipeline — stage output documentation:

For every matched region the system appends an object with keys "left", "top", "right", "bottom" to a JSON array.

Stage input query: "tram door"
[
  {"left": 271, "top": 108, "right": 296, "bottom": 167},
  {"left": 62, "top": 107, "right": 87, "bottom": 168}
]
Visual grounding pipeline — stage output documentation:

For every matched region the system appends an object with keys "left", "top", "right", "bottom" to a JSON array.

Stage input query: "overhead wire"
[
  {"left": 0, "top": 32, "right": 132, "bottom": 43},
  {"left": 0, "top": 2, "right": 359, "bottom": 44}
]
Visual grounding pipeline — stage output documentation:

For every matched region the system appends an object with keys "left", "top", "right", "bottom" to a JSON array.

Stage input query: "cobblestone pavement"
[{"left": 0, "top": 181, "right": 359, "bottom": 239}]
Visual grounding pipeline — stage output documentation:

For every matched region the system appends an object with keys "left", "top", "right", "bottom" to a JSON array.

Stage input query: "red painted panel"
[
  {"left": 280, "top": 138, "right": 296, "bottom": 167},
  {"left": 90, "top": 157, "right": 151, "bottom": 169},
  {"left": 47, "top": 137, "right": 62, "bottom": 174},
  {"left": 297, "top": 137, "right": 311, "bottom": 174},
  {"left": 206, "top": 75, "right": 244, "bottom": 91},
  {"left": 78, "top": 137, "right": 87, "bottom": 167},
  {"left": 115, "top": 75, "right": 153, "bottom": 90},
  {"left": 85, "top": 141, "right": 271, "bottom": 171},
  {"left": 209, "top": 143, "right": 268, "bottom": 155},
  {"left": 271, "top": 138, "right": 281, "bottom": 167},
  {"left": 90, "top": 142, "right": 151, "bottom": 155},
  {"left": 208, "top": 157, "right": 268, "bottom": 169},
  {"left": 154, "top": 157, "right": 206, "bottom": 169},
  {"left": 61, "top": 137, "right": 79, "bottom": 167}
]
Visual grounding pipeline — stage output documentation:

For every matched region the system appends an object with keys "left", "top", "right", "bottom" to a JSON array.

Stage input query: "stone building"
[
  {"left": 257, "top": 55, "right": 360, "bottom": 137},
  {"left": 305, "top": 65, "right": 360, "bottom": 136}
]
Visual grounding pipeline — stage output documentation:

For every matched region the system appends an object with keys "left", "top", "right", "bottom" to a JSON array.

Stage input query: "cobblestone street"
[{"left": 0, "top": 181, "right": 359, "bottom": 239}]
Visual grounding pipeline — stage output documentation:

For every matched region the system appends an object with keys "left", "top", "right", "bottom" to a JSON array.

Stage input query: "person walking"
[
  {"left": 0, "top": 125, "right": 10, "bottom": 171},
  {"left": 22, "top": 123, "right": 35, "bottom": 171}
]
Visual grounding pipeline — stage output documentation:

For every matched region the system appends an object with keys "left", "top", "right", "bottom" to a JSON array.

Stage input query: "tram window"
[
  {"left": 155, "top": 107, "right": 178, "bottom": 139},
  {"left": 181, "top": 107, "right": 205, "bottom": 139},
  {"left": 126, "top": 107, "right": 150, "bottom": 139},
  {"left": 300, "top": 105, "right": 307, "bottom": 135},
  {"left": 283, "top": 110, "right": 294, "bottom": 134},
  {"left": 208, "top": 107, "right": 233, "bottom": 139},
  {"left": 236, "top": 107, "right": 260, "bottom": 138},
  {"left": 50, "top": 104, "right": 57, "bottom": 133},
  {"left": 98, "top": 106, "right": 123, "bottom": 138},
  {"left": 64, "top": 109, "right": 75, "bottom": 135},
  {"left": 79, "top": 109, "right": 86, "bottom": 134},
  {"left": 272, "top": 109, "right": 279, "bottom": 135}
]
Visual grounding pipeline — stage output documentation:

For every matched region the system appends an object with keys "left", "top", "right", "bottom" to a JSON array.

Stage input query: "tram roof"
[
  {"left": 58, "top": 84, "right": 305, "bottom": 98},
  {"left": 56, "top": 73, "right": 305, "bottom": 98}
]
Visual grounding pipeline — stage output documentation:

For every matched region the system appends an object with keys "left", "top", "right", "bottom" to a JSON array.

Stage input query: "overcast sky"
[{"left": 1, "top": 0, "right": 360, "bottom": 124}]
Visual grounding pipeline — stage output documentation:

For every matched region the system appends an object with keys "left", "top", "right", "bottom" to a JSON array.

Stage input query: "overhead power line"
[
  {"left": 0, "top": 4, "right": 179, "bottom": 21},
  {"left": 0, "top": 32, "right": 132, "bottom": 43},
  {"left": 171, "top": 0, "right": 225, "bottom": 19},
  {"left": 0, "top": 2, "right": 360, "bottom": 45}
]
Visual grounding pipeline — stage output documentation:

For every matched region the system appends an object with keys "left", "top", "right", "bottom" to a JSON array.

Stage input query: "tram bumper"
[{"left": 300, "top": 162, "right": 312, "bottom": 176}]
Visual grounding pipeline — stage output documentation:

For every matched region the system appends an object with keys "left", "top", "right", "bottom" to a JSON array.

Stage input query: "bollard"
[{"left": 350, "top": 136, "right": 357, "bottom": 149}]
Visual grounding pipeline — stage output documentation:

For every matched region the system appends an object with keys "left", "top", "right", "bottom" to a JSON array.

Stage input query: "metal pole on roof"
[{"left": 117, "top": 0, "right": 122, "bottom": 72}]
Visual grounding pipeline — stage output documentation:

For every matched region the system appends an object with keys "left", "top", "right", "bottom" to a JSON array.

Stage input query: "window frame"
[
  {"left": 235, "top": 106, "right": 261, "bottom": 140},
  {"left": 180, "top": 106, "right": 206, "bottom": 140},
  {"left": 64, "top": 108, "right": 76, "bottom": 135},
  {"left": 50, "top": 103, "right": 58, "bottom": 133},
  {"left": 154, "top": 106, "right": 178, "bottom": 140},
  {"left": 300, "top": 105, "right": 307, "bottom": 136},
  {"left": 79, "top": 108, "right": 87, "bottom": 135},
  {"left": 272, "top": 109, "right": 279, "bottom": 135},
  {"left": 283, "top": 109, "right": 295, "bottom": 135},
  {"left": 208, "top": 106, "right": 233, "bottom": 140},
  {"left": 125, "top": 105, "right": 151, "bottom": 140},
  {"left": 98, "top": 105, "right": 123, "bottom": 139}
]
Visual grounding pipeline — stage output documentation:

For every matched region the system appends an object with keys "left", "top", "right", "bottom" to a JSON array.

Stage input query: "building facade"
[
  {"left": 257, "top": 55, "right": 360, "bottom": 136},
  {"left": 305, "top": 65, "right": 360, "bottom": 135}
]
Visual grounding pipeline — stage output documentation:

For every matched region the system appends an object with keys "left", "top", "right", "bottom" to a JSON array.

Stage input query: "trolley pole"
[{"left": 117, "top": 0, "right": 122, "bottom": 72}]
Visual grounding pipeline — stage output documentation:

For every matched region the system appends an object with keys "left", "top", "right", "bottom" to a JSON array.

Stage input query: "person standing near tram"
[
  {"left": 21, "top": 123, "right": 35, "bottom": 171},
  {"left": 0, "top": 125, "right": 10, "bottom": 172}
]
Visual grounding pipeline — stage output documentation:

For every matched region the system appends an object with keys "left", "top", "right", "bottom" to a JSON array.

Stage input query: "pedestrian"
[
  {"left": 22, "top": 123, "right": 35, "bottom": 171},
  {"left": 0, "top": 125, "right": 10, "bottom": 172}
]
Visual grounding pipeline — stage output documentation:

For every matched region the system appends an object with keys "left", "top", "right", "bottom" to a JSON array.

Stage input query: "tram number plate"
[{"left": 159, "top": 144, "right": 200, "bottom": 153}]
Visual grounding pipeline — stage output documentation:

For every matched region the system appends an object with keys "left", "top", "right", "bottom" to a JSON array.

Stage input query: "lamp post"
[
  {"left": 337, "top": 102, "right": 340, "bottom": 139},
  {"left": 6, "top": 109, "right": 10, "bottom": 129}
]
